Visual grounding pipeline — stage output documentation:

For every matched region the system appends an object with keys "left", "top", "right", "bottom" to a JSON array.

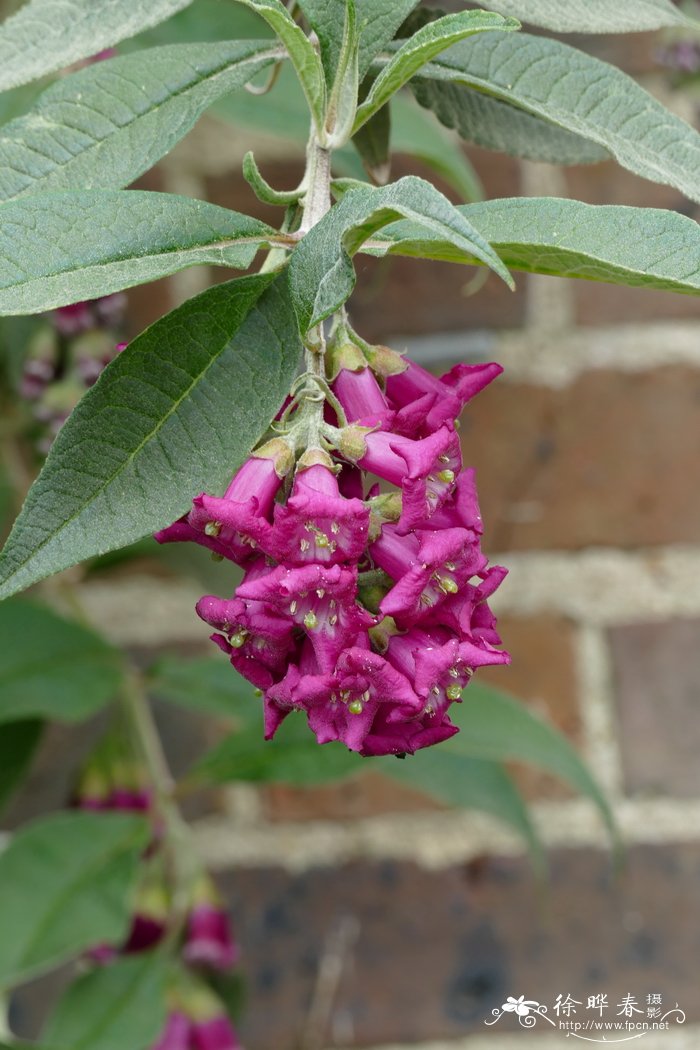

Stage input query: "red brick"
[
  {"left": 610, "top": 618, "right": 700, "bottom": 796},
  {"left": 262, "top": 770, "right": 443, "bottom": 823},
  {"left": 480, "top": 615, "right": 581, "bottom": 800},
  {"left": 205, "top": 844, "right": 700, "bottom": 1049},
  {"left": 462, "top": 366, "right": 700, "bottom": 550}
]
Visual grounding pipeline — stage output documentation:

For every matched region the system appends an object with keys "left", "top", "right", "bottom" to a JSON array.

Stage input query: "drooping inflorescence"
[{"left": 156, "top": 326, "right": 509, "bottom": 757}]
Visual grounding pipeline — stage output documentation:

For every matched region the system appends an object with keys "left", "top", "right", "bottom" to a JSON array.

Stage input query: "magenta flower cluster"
[{"left": 157, "top": 345, "right": 509, "bottom": 757}]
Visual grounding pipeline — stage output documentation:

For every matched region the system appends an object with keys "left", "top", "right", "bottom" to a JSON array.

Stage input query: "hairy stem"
[
  {"left": 297, "top": 130, "right": 333, "bottom": 447},
  {"left": 119, "top": 668, "right": 200, "bottom": 937}
]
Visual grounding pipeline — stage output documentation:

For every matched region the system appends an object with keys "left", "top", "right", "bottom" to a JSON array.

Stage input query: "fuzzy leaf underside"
[
  {"left": 412, "top": 30, "right": 700, "bottom": 203},
  {"left": 479, "top": 0, "right": 696, "bottom": 32},
  {"left": 297, "top": 0, "right": 420, "bottom": 84},
  {"left": 411, "top": 79, "right": 609, "bottom": 166},
  {"left": 354, "top": 9, "right": 519, "bottom": 131},
  {"left": 366, "top": 197, "right": 700, "bottom": 296},
  {"left": 0, "top": 0, "right": 197, "bottom": 91}
]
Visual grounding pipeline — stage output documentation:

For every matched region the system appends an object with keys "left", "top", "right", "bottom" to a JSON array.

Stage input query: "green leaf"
[
  {"left": 0, "top": 270, "right": 302, "bottom": 600},
  {"left": 0, "top": 599, "right": 123, "bottom": 723},
  {"left": 298, "top": 0, "right": 420, "bottom": 85},
  {"left": 353, "top": 74, "right": 391, "bottom": 184},
  {"left": 0, "top": 0, "right": 197, "bottom": 92},
  {"left": 367, "top": 197, "right": 700, "bottom": 296},
  {"left": 0, "top": 273, "right": 302, "bottom": 599},
  {"left": 324, "top": 0, "right": 359, "bottom": 147},
  {"left": 233, "top": 0, "right": 326, "bottom": 132},
  {"left": 0, "top": 190, "right": 277, "bottom": 315},
  {"left": 353, "top": 10, "right": 519, "bottom": 132},
  {"left": 391, "top": 92, "right": 484, "bottom": 201},
  {"left": 412, "top": 31, "right": 700, "bottom": 202},
  {"left": 0, "top": 720, "right": 42, "bottom": 815},
  {"left": 0, "top": 811, "right": 148, "bottom": 986},
  {"left": 453, "top": 683, "right": 615, "bottom": 840},
  {"left": 479, "top": 0, "right": 697, "bottom": 32},
  {"left": 412, "top": 79, "right": 609, "bottom": 166},
  {"left": 43, "top": 954, "right": 168, "bottom": 1050},
  {"left": 195, "top": 711, "right": 360, "bottom": 785},
  {"left": 149, "top": 655, "right": 259, "bottom": 721},
  {"left": 289, "top": 174, "right": 512, "bottom": 331},
  {"left": 0, "top": 39, "right": 280, "bottom": 204},
  {"left": 380, "top": 752, "right": 543, "bottom": 870}
]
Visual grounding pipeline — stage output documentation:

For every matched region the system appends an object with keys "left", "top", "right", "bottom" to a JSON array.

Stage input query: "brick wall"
[{"left": 9, "top": 29, "right": 700, "bottom": 1050}]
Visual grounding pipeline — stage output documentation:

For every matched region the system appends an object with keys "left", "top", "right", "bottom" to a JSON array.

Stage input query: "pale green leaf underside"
[
  {"left": 233, "top": 0, "right": 326, "bottom": 129},
  {"left": 354, "top": 10, "right": 518, "bottom": 132},
  {"left": 297, "top": 0, "right": 420, "bottom": 84},
  {"left": 290, "top": 174, "right": 512, "bottom": 331},
  {"left": 0, "top": 190, "right": 276, "bottom": 315},
  {"left": 0, "top": 0, "right": 196, "bottom": 92},
  {"left": 0, "top": 599, "right": 122, "bottom": 723},
  {"left": 413, "top": 31, "right": 700, "bottom": 203},
  {"left": 43, "top": 955, "right": 168, "bottom": 1050},
  {"left": 0, "top": 273, "right": 302, "bottom": 600},
  {"left": 367, "top": 197, "right": 700, "bottom": 296},
  {"left": 0, "top": 812, "right": 148, "bottom": 986},
  {"left": 391, "top": 93, "right": 484, "bottom": 202},
  {"left": 480, "top": 0, "right": 696, "bottom": 32},
  {"left": 411, "top": 79, "right": 609, "bottom": 166},
  {"left": 0, "top": 39, "right": 280, "bottom": 204}
]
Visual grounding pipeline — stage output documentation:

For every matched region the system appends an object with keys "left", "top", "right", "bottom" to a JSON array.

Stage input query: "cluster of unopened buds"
[
  {"left": 157, "top": 325, "right": 510, "bottom": 757},
  {"left": 20, "top": 294, "right": 126, "bottom": 452},
  {"left": 74, "top": 744, "right": 242, "bottom": 1050}
]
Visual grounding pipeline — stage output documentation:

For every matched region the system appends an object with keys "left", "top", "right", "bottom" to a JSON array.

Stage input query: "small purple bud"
[
  {"left": 52, "top": 301, "right": 93, "bottom": 336},
  {"left": 191, "top": 1015, "right": 242, "bottom": 1050},
  {"left": 124, "top": 912, "right": 166, "bottom": 953},
  {"left": 183, "top": 903, "right": 238, "bottom": 971},
  {"left": 150, "top": 1011, "right": 193, "bottom": 1050}
]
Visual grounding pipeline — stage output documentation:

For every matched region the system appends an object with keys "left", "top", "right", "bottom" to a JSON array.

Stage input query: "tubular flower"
[
  {"left": 183, "top": 876, "right": 239, "bottom": 972},
  {"left": 158, "top": 335, "right": 509, "bottom": 757},
  {"left": 155, "top": 439, "right": 292, "bottom": 564},
  {"left": 151, "top": 1012, "right": 193, "bottom": 1050},
  {"left": 152, "top": 981, "right": 243, "bottom": 1050}
]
